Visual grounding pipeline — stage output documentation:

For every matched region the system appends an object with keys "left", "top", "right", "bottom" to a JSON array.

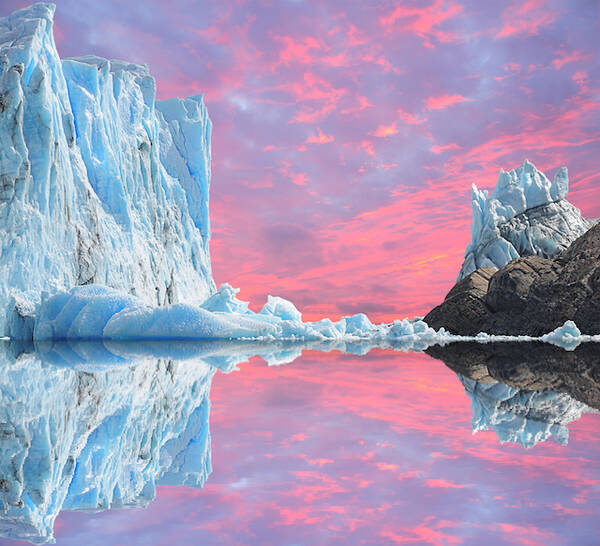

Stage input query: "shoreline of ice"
[{"left": 2, "top": 283, "right": 595, "bottom": 353}]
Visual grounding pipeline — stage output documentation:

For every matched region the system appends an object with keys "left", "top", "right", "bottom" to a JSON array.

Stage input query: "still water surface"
[{"left": 0, "top": 344, "right": 598, "bottom": 545}]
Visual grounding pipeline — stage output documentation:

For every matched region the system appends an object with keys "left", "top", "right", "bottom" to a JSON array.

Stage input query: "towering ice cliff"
[
  {"left": 458, "top": 160, "right": 592, "bottom": 280},
  {"left": 0, "top": 3, "right": 214, "bottom": 337}
]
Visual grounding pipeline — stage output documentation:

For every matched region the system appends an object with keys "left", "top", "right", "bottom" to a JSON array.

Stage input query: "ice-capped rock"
[
  {"left": 461, "top": 376, "right": 589, "bottom": 448},
  {"left": 0, "top": 3, "right": 215, "bottom": 336},
  {"left": 458, "top": 160, "right": 593, "bottom": 280}
]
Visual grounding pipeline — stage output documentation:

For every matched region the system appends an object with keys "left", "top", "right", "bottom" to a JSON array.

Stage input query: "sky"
[{"left": 3, "top": 0, "right": 600, "bottom": 322}]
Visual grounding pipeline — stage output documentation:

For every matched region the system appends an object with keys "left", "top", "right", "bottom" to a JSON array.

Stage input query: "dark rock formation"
[{"left": 425, "top": 223, "right": 600, "bottom": 336}]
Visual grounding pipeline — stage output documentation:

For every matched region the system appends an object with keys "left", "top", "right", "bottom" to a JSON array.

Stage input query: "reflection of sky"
[
  {"left": 18, "top": 351, "right": 596, "bottom": 545},
  {"left": 4, "top": 0, "right": 599, "bottom": 322}
]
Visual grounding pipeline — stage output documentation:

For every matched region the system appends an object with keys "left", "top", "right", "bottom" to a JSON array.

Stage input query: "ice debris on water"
[{"left": 22, "top": 284, "right": 600, "bottom": 351}]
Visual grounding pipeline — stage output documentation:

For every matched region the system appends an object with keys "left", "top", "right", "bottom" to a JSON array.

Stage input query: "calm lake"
[{"left": 0, "top": 343, "right": 598, "bottom": 545}]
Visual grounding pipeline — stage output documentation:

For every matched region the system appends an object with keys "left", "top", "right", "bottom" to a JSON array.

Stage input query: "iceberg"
[
  {"left": 0, "top": 3, "right": 214, "bottom": 337},
  {"left": 458, "top": 160, "right": 593, "bottom": 280}
]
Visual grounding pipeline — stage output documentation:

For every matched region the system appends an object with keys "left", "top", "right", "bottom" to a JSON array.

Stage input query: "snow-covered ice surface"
[
  {"left": 458, "top": 160, "right": 593, "bottom": 280},
  {"left": 0, "top": 4, "right": 214, "bottom": 337},
  {"left": 461, "top": 376, "right": 590, "bottom": 449}
]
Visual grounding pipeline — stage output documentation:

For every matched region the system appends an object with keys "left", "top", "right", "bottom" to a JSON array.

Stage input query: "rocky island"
[{"left": 425, "top": 162, "right": 598, "bottom": 337}]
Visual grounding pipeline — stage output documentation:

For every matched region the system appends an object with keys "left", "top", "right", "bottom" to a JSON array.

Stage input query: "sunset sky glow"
[{"left": 5, "top": 0, "right": 599, "bottom": 321}]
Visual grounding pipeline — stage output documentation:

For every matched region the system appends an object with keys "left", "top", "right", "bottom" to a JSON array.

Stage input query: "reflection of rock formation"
[
  {"left": 0, "top": 344, "right": 216, "bottom": 544},
  {"left": 428, "top": 342, "right": 599, "bottom": 447}
]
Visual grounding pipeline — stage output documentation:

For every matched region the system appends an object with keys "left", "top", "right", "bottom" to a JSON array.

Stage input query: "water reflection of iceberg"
[
  {"left": 460, "top": 376, "right": 590, "bottom": 448},
  {"left": 1, "top": 339, "right": 596, "bottom": 543},
  {"left": 427, "top": 342, "right": 599, "bottom": 449},
  {"left": 0, "top": 343, "right": 218, "bottom": 544},
  {"left": 1, "top": 338, "right": 351, "bottom": 543}
]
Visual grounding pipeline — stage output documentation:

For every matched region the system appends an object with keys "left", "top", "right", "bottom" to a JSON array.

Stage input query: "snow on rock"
[
  {"left": 0, "top": 3, "right": 214, "bottom": 336},
  {"left": 458, "top": 160, "right": 593, "bottom": 280},
  {"left": 460, "top": 376, "right": 590, "bottom": 448},
  {"left": 0, "top": 343, "right": 216, "bottom": 543}
]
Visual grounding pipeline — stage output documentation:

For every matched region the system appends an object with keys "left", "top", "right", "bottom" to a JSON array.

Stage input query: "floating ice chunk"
[
  {"left": 343, "top": 313, "right": 375, "bottom": 335},
  {"left": 388, "top": 318, "right": 436, "bottom": 340},
  {"left": 540, "top": 320, "right": 583, "bottom": 351},
  {"left": 260, "top": 295, "right": 302, "bottom": 322},
  {"left": 201, "top": 284, "right": 250, "bottom": 314},
  {"left": 310, "top": 318, "right": 346, "bottom": 339}
]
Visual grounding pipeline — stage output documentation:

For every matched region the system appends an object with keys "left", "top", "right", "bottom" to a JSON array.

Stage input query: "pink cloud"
[
  {"left": 379, "top": 0, "right": 464, "bottom": 46},
  {"left": 430, "top": 143, "right": 461, "bottom": 154},
  {"left": 372, "top": 122, "right": 398, "bottom": 138},
  {"left": 426, "top": 94, "right": 470, "bottom": 110},
  {"left": 552, "top": 49, "right": 589, "bottom": 70},
  {"left": 496, "top": 0, "right": 560, "bottom": 38},
  {"left": 306, "top": 128, "right": 334, "bottom": 144},
  {"left": 274, "top": 35, "right": 323, "bottom": 66}
]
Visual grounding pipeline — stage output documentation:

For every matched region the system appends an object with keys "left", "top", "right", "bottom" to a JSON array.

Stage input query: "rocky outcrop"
[{"left": 425, "top": 224, "right": 600, "bottom": 336}]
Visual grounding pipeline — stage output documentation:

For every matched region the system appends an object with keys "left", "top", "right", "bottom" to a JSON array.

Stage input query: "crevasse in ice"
[{"left": 0, "top": 3, "right": 214, "bottom": 337}]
